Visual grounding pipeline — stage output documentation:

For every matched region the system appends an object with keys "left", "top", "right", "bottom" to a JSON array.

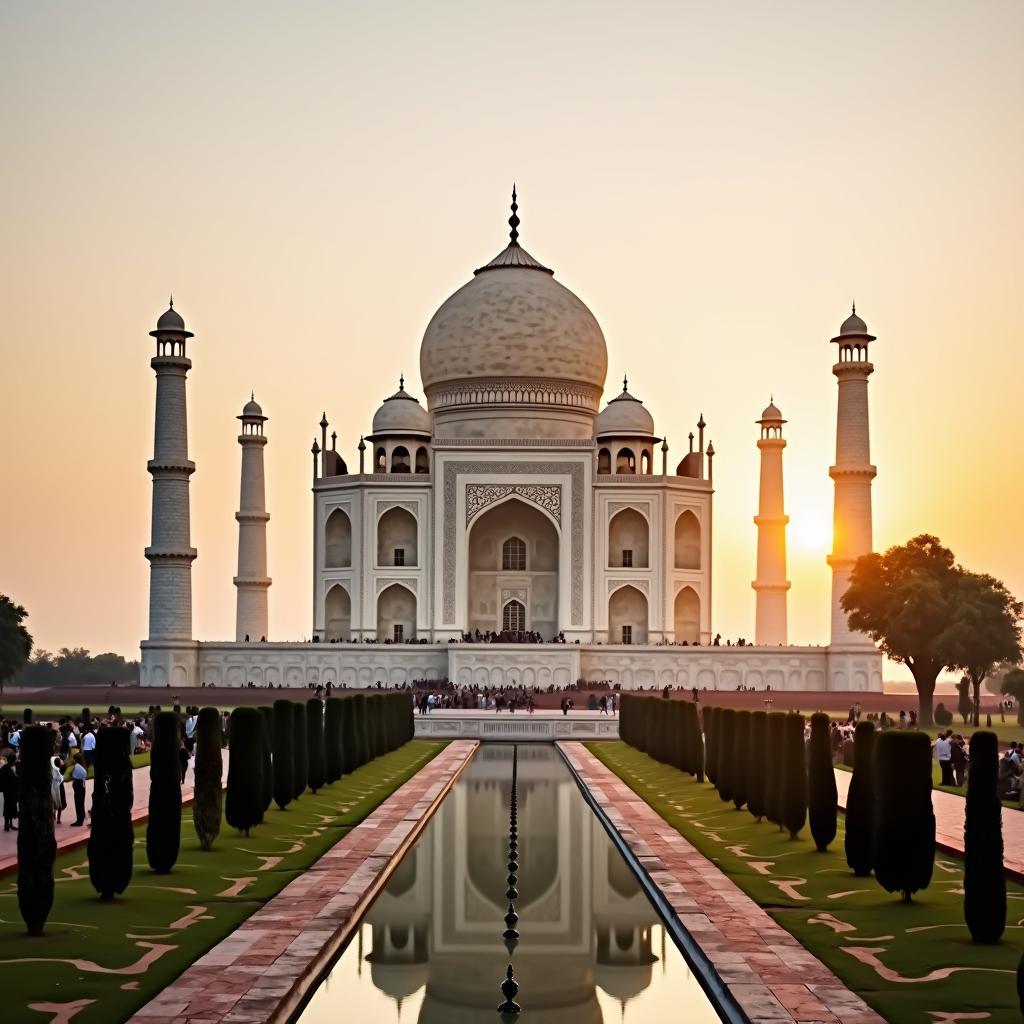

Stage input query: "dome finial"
[
  {"left": 399, "top": 373, "right": 405, "bottom": 391},
  {"left": 169, "top": 294, "right": 174, "bottom": 308},
  {"left": 623, "top": 374, "right": 629, "bottom": 393},
  {"left": 852, "top": 299, "right": 856, "bottom": 314},
  {"left": 508, "top": 184, "right": 520, "bottom": 246},
  {"left": 251, "top": 389, "right": 255, "bottom": 402}
]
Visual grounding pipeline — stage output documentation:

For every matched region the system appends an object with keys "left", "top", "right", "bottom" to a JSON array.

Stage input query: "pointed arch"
[
  {"left": 390, "top": 445, "right": 411, "bottom": 473},
  {"left": 608, "top": 508, "right": 649, "bottom": 568},
  {"left": 377, "top": 506, "right": 417, "bottom": 567},
  {"left": 597, "top": 448, "right": 611, "bottom": 475},
  {"left": 673, "top": 585, "right": 700, "bottom": 644},
  {"left": 377, "top": 583, "right": 416, "bottom": 642},
  {"left": 616, "top": 448, "right": 636, "bottom": 474},
  {"left": 608, "top": 584, "right": 648, "bottom": 644},
  {"left": 325, "top": 584, "right": 351, "bottom": 641},
  {"left": 674, "top": 510, "right": 701, "bottom": 569},
  {"left": 415, "top": 446, "right": 429, "bottom": 474},
  {"left": 325, "top": 508, "right": 352, "bottom": 568}
]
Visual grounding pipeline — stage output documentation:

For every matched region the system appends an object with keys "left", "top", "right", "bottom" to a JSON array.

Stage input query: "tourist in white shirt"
[
  {"left": 81, "top": 729, "right": 97, "bottom": 767},
  {"left": 934, "top": 732, "right": 953, "bottom": 787}
]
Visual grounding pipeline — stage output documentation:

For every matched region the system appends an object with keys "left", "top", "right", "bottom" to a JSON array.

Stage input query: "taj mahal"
[{"left": 140, "top": 191, "right": 883, "bottom": 693}]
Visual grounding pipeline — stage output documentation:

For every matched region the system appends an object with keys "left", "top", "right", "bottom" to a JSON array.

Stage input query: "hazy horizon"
[{"left": 2, "top": 2, "right": 1022, "bottom": 673}]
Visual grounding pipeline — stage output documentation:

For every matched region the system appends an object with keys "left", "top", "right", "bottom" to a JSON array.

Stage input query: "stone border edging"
[
  {"left": 559, "top": 742, "right": 885, "bottom": 1024},
  {"left": 130, "top": 740, "right": 477, "bottom": 1024}
]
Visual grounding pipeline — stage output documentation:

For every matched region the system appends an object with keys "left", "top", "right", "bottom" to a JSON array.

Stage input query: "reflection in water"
[{"left": 298, "top": 746, "right": 724, "bottom": 1024}]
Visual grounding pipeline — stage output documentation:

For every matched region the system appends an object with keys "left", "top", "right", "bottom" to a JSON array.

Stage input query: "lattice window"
[
  {"left": 394, "top": 548, "right": 405, "bottom": 566},
  {"left": 502, "top": 536, "right": 526, "bottom": 571},
  {"left": 393, "top": 624, "right": 404, "bottom": 642},
  {"left": 503, "top": 600, "right": 525, "bottom": 632},
  {"left": 622, "top": 548, "right": 633, "bottom": 567},
  {"left": 622, "top": 625, "right": 633, "bottom": 645}
]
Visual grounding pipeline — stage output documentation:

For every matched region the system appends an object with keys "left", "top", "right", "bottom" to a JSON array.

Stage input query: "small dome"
[
  {"left": 242, "top": 396, "right": 263, "bottom": 417},
  {"left": 760, "top": 400, "right": 783, "bottom": 421},
  {"left": 370, "top": 378, "right": 431, "bottom": 437},
  {"left": 832, "top": 305, "right": 875, "bottom": 342},
  {"left": 150, "top": 298, "right": 194, "bottom": 338},
  {"left": 595, "top": 379, "right": 655, "bottom": 437}
]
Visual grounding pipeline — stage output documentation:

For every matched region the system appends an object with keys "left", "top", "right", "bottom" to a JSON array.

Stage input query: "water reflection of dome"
[
  {"left": 368, "top": 960, "right": 430, "bottom": 1001},
  {"left": 595, "top": 962, "right": 655, "bottom": 1002}
]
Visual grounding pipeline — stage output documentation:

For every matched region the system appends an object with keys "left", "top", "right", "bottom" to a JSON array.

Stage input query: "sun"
[{"left": 792, "top": 511, "right": 832, "bottom": 551}]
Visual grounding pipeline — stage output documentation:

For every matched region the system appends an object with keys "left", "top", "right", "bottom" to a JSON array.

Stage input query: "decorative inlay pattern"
[
  {"left": 443, "top": 461, "right": 585, "bottom": 623},
  {"left": 432, "top": 437, "right": 595, "bottom": 449},
  {"left": 608, "top": 578, "right": 650, "bottom": 596},
  {"left": 375, "top": 577, "right": 418, "bottom": 596},
  {"left": 465, "top": 483, "right": 561, "bottom": 525},
  {"left": 427, "top": 378, "right": 601, "bottom": 411}
]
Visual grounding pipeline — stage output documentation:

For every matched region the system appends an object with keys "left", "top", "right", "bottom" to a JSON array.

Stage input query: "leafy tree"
[
  {"left": 193, "top": 707, "right": 223, "bottom": 851},
  {"left": 1000, "top": 668, "right": 1024, "bottom": 725},
  {"left": 146, "top": 711, "right": 181, "bottom": 873},
  {"left": 807, "top": 713, "right": 837, "bottom": 851},
  {"left": 963, "top": 731, "right": 1005, "bottom": 943},
  {"left": 88, "top": 727, "right": 134, "bottom": 900},
  {"left": 844, "top": 721, "right": 876, "bottom": 876},
  {"left": 732, "top": 710, "right": 751, "bottom": 810},
  {"left": 0, "top": 594, "right": 33, "bottom": 690},
  {"left": 747, "top": 711, "right": 769, "bottom": 822},
  {"left": 781, "top": 714, "right": 807, "bottom": 840},
  {"left": 841, "top": 535, "right": 960, "bottom": 726},
  {"left": 272, "top": 698, "right": 294, "bottom": 810},
  {"left": 873, "top": 731, "right": 935, "bottom": 901},
  {"left": 17, "top": 725, "right": 55, "bottom": 935},
  {"left": 956, "top": 678, "right": 973, "bottom": 725},
  {"left": 225, "top": 708, "right": 264, "bottom": 836},
  {"left": 306, "top": 699, "right": 325, "bottom": 794},
  {"left": 944, "top": 572, "right": 1022, "bottom": 727}
]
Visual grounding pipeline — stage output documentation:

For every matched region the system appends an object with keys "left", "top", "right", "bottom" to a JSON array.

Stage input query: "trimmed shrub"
[
  {"left": 844, "top": 721, "right": 876, "bottom": 876},
  {"left": 367, "top": 695, "right": 384, "bottom": 761},
  {"left": 873, "top": 731, "right": 936, "bottom": 901},
  {"left": 672, "top": 700, "right": 688, "bottom": 772},
  {"left": 716, "top": 709, "right": 735, "bottom": 804},
  {"left": 258, "top": 706, "right": 274, "bottom": 813},
  {"left": 225, "top": 708, "right": 264, "bottom": 836},
  {"left": 807, "top": 712, "right": 837, "bottom": 852},
  {"left": 704, "top": 706, "right": 718, "bottom": 787},
  {"left": 272, "top": 698, "right": 294, "bottom": 810},
  {"left": 306, "top": 699, "right": 325, "bottom": 794},
  {"left": 781, "top": 713, "right": 807, "bottom": 839},
  {"left": 325, "top": 698, "right": 344, "bottom": 784},
  {"left": 293, "top": 701, "right": 308, "bottom": 799},
  {"left": 747, "top": 711, "right": 769, "bottom": 822},
  {"left": 765, "top": 712, "right": 787, "bottom": 829},
  {"left": 23, "top": 707, "right": 33, "bottom": 724},
  {"left": 146, "top": 711, "right": 182, "bottom": 873},
  {"left": 351, "top": 694, "right": 369, "bottom": 768},
  {"left": 690, "top": 703, "right": 705, "bottom": 783},
  {"left": 964, "top": 730, "right": 1005, "bottom": 942},
  {"left": 1018, "top": 952, "right": 1024, "bottom": 1016},
  {"left": 732, "top": 710, "right": 751, "bottom": 810},
  {"left": 342, "top": 696, "right": 360, "bottom": 774},
  {"left": 88, "top": 726, "right": 134, "bottom": 900},
  {"left": 193, "top": 707, "right": 223, "bottom": 851},
  {"left": 17, "top": 725, "right": 56, "bottom": 935}
]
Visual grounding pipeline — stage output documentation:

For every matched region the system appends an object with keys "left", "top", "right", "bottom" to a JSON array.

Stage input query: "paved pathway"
[
  {"left": 0, "top": 756, "right": 229, "bottom": 875},
  {"left": 562, "top": 741, "right": 883, "bottom": 1024},
  {"left": 130, "top": 739, "right": 477, "bottom": 1024},
  {"left": 833, "top": 767, "right": 1024, "bottom": 880}
]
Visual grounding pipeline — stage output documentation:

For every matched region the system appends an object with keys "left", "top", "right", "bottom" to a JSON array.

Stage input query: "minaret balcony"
[{"left": 147, "top": 458, "right": 196, "bottom": 476}]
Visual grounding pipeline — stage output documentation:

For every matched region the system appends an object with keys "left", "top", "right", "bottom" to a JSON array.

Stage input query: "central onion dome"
[{"left": 419, "top": 189, "right": 608, "bottom": 439}]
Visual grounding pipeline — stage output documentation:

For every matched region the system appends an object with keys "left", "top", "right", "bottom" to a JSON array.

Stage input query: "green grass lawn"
[
  {"left": 0, "top": 739, "right": 446, "bottom": 1024},
  {"left": 587, "top": 741, "right": 1024, "bottom": 1024},
  {"left": 61, "top": 752, "right": 151, "bottom": 782}
]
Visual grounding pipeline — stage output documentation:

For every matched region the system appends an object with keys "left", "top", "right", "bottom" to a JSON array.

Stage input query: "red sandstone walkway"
[
  {"left": 833, "top": 767, "right": 1024, "bottom": 880},
  {"left": 0, "top": 756, "right": 229, "bottom": 876},
  {"left": 129, "top": 739, "right": 477, "bottom": 1024},
  {"left": 561, "top": 741, "right": 883, "bottom": 1024}
]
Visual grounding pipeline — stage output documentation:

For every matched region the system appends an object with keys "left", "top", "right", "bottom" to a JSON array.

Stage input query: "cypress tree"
[
  {"left": 1018, "top": 953, "right": 1024, "bottom": 1017},
  {"left": 765, "top": 712, "right": 786, "bottom": 828},
  {"left": 258, "top": 706, "right": 274, "bottom": 813},
  {"left": 716, "top": 709, "right": 735, "bottom": 803},
  {"left": 807, "top": 712, "right": 837, "bottom": 852},
  {"left": 673, "top": 700, "right": 688, "bottom": 772},
  {"left": 342, "top": 696, "right": 360, "bottom": 774},
  {"left": 88, "top": 726, "right": 134, "bottom": 900},
  {"left": 873, "top": 731, "right": 936, "bottom": 901},
  {"left": 146, "top": 711, "right": 182, "bottom": 873},
  {"left": 704, "top": 707, "right": 718, "bottom": 787},
  {"left": 306, "top": 699, "right": 326, "bottom": 794},
  {"left": 193, "top": 707, "right": 223, "bottom": 851},
  {"left": 17, "top": 725, "right": 56, "bottom": 935},
  {"left": 732, "top": 710, "right": 751, "bottom": 810},
  {"left": 292, "top": 701, "right": 308, "bottom": 798},
  {"left": 23, "top": 707, "right": 33, "bottom": 724},
  {"left": 964, "top": 730, "right": 1005, "bottom": 942},
  {"left": 272, "top": 698, "right": 294, "bottom": 810},
  {"left": 369, "top": 694, "right": 385, "bottom": 759},
  {"left": 351, "top": 694, "right": 369, "bottom": 768},
  {"left": 642, "top": 696, "right": 656, "bottom": 757},
  {"left": 781, "top": 713, "right": 807, "bottom": 839},
  {"left": 325, "top": 697, "right": 344, "bottom": 784},
  {"left": 747, "top": 711, "right": 769, "bottom": 822},
  {"left": 691, "top": 703, "right": 706, "bottom": 783},
  {"left": 225, "top": 708, "right": 264, "bottom": 836},
  {"left": 844, "top": 721, "right": 875, "bottom": 876}
]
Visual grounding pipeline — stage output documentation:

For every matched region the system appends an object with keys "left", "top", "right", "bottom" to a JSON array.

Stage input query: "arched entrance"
[
  {"left": 467, "top": 498, "right": 559, "bottom": 638},
  {"left": 325, "top": 508, "right": 352, "bottom": 567},
  {"left": 377, "top": 584, "right": 416, "bottom": 642},
  {"left": 608, "top": 508, "right": 649, "bottom": 568},
  {"left": 377, "top": 507, "right": 417, "bottom": 567},
  {"left": 325, "top": 584, "right": 351, "bottom": 641},
  {"left": 674, "top": 510, "right": 701, "bottom": 569},
  {"left": 673, "top": 586, "right": 700, "bottom": 643},
  {"left": 608, "top": 585, "right": 648, "bottom": 644}
]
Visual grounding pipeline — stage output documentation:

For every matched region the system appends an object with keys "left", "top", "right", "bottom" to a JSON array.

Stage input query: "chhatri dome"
[
  {"left": 419, "top": 188, "right": 608, "bottom": 439},
  {"left": 595, "top": 377, "right": 655, "bottom": 437},
  {"left": 371, "top": 376, "right": 431, "bottom": 436}
]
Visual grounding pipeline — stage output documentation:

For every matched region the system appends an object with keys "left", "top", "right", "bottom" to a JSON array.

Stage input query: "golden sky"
[{"left": 2, "top": 1, "right": 1022, "bottom": 669}]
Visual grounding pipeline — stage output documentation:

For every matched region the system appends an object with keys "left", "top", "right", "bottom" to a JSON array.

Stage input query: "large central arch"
[{"left": 467, "top": 497, "right": 559, "bottom": 638}]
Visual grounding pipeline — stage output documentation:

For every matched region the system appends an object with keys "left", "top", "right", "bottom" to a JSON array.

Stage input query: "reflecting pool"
[{"left": 297, "top": 745, "right": 725, "bottom": 1023}]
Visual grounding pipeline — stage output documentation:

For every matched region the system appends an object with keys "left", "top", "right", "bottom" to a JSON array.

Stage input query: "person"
[
  {"left": 184, "top": 710, "right": 198, "bottom": 753},
  {"left": 50, "top": 755, "right": 66, "bottom": 824},
  {"left": 0, "top": 754, "right": 18, "bottom": 831},
  {"left": 81, "top": 727, "right": 97, "bottom": 768},
  {"left": 951, "top": 735, "right": 967, "bottom": 787},
  {"left": 178, "top": 737, "right": 190, "bottom": 784},
  {"left": 934, "top": 731, "right": 953, "bottom": 787},
  {"left": 998, "top": 747, "right": 1021, "bottom": 800},
  {"left": 129, "top": 719, "right": 144, "bottom": 756},
  {"left": 69, "top": 754, "right": 88, "bottom": 826},
  {"left": 560, "top": 697, "right": 569, "bottom": 717}
]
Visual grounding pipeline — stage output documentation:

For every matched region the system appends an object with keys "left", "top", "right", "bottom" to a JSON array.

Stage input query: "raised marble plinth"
[{"left": 414, "top": 709, "right": 620, "bottom": 741}]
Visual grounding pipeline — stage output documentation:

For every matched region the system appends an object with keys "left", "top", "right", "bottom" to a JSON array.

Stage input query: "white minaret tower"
[
  {"left": 145, "top": 300, "right": 197, "bottom": 642},
  {"left": 827, "top": 306, "right": 876, "bottom": 648},
  {"left": 752, "top": 399, "right": 790, "bottom": 645},
  {"left": 234, "top": 396, "right": 271, "bottom": 642}
]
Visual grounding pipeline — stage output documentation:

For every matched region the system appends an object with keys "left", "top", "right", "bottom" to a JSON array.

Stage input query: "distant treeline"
[{"left": 13, "top": 647, "right": 139, "bottom": 687}]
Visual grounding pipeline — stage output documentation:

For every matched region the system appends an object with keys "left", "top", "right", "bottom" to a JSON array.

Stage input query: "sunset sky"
[{"left": 2, "top": 1, "right": 1022, "bottom": 674}]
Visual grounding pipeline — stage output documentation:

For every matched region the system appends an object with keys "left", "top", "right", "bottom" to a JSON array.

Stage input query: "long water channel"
[{"left": 297, "top": 744, "right": 726, "bottom": 1023}]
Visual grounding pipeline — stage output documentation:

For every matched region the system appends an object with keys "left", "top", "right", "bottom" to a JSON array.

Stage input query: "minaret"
[
  {"left": 146, "top": 299, "right": 197, "bottom": 642},
  {"left": 752, "top": 400, "right": 790, "bottom": 645},
  {"left": 234, "top": 396, "right": 271, "bottom": 642},
  {"left": 827, "top": 306, "right": 876, "bottom": 647}
]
